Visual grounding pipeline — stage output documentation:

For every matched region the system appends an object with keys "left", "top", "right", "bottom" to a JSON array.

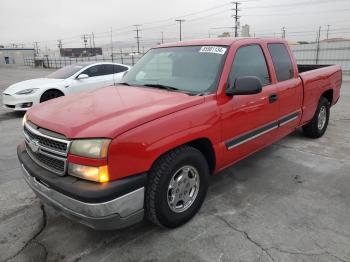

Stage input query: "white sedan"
[{"left": 2, "top": 62, "right": 130, "bottom": 111}]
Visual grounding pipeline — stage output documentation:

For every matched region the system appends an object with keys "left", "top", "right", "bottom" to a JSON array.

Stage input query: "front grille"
[
  {"left": 24, "top": 125, "right": 67, "bottom": 154},
  {"left": 26, "top": 145, "right": 66, "bottom": 174},
  {"left": 5, "top": 104, "right": 15, "bottom": 109},
  {"left": 23, "top": 122, "right": 70, "bottom": 175}
]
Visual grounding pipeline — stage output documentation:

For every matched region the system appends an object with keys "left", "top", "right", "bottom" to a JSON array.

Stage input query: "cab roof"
[{"left": 156, "top": 37, "right": 287, "bottom": 48}]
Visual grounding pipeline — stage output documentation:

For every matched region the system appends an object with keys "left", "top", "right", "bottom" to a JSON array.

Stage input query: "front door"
[
  {"left": 69, "top": 64, "right": 108, "bottom": 94},
  {"left": 221, "top": 44, "right": 280, "bottom": 166}
]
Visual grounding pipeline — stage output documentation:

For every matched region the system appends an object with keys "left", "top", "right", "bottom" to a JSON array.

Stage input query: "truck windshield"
[
  {"left": 122, "top": 45, "right": 228, "bottom": 94},
  {"left": 47, "top": 64, "right": 84, "bottom": 79}
]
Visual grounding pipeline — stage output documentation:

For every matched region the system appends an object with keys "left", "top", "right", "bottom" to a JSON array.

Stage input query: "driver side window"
[
  {"left": 229, "top": 45, "right": 271, "bottom": 87},
  {"left": 81, "top": 65, "right": 104, "bottom": 77}
]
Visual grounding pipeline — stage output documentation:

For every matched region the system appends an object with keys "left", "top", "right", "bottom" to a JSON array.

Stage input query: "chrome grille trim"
[
  {"left": 24, "top": 122, "right": 71, "bottom": 156},
  {"left": 25, "top": 143, "right": 67, "bottom": 175},
  {"left": 23, "top": 122, "right": 71, "bottom": 175}
]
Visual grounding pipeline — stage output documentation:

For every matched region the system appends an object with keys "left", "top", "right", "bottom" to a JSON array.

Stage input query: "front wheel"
[
  {"left": 40, "top": 90, "right": 63, "bottom": 103},
  {"left": 302, "top": 97, "right": 330, "bottom": 138},
  {"left": 145, "top": 145, "right": 209, "bottom": 228}
]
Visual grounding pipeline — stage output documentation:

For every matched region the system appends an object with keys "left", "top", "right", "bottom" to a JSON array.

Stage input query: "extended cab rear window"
[{"left": 268, "top": 43, "right": 294, "bottom": 81}]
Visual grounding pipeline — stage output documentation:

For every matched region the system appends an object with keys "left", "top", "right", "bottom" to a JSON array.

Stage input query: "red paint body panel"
[{"left": 25, "top": 38, "right": 342, "bottom": 181}]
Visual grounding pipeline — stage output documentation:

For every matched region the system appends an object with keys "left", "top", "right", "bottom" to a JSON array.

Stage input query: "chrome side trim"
[
  {"left": 225, "top": 111, "right": 300, "bottom": 150},
  {"left": 227, "top": 124, "right": 278, "bottom": 150},
  {"left": 21, "top": 164, "right": 145, "bottom": 218},
  {"left": 279, "top": 115, "right": 298, "bottom": 127}
]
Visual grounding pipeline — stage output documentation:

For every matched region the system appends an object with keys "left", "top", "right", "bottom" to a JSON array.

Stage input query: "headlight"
[
  {"left": 69, "top": 139, "right": 111, "bottom": 158},
  {"left": 68, "top": 163, "right": 109, "bottom": 183},
  {"left": 15, "top": 88, "right": 39, "bottom": 95},
  {"left": 22, "top": 113, "right": 27, "bottom": 126}
]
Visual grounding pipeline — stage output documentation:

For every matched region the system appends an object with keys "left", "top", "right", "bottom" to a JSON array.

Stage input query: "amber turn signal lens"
[{"left": 68, "top": 163, "right": 109, "bottom": 183}]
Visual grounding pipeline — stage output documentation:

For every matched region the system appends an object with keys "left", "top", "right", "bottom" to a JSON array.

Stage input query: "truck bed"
[
  {"left": 298, "top": 64, "right": 342, "bottom": 125},
  {"left": 297, "top": 64, "right": 333, "bottom": 73}
]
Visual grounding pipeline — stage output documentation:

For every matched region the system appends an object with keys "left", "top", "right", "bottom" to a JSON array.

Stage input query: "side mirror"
[
  {"left": 226, "top": 76, "right": 263, "bottom": 96},
  {"left": 77, "top": 74, "right": 89, "bottom": 80}
]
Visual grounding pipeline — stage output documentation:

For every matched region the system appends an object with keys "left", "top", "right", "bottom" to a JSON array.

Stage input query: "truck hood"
[
  {"left": 3, "top": 78, "right": 64, "bottom": 95},
  {"left": 27, "top": 85, "right": 205, "bottom": 138}
]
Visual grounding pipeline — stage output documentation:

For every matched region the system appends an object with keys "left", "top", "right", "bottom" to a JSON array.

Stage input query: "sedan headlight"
[
  {"left": 15, "top": 88, "right": 39, "bottom": 95},
  {"left": 69, "top": 139, "right": 111, "bottom": 159},
  {"left": 22, "top": 113, "right": 27, "bottom": 126}
]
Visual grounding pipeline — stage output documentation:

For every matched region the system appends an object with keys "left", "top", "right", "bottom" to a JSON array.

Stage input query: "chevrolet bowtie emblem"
[{"left": 28, "top": 139, "right": 40, "bottom": 153}]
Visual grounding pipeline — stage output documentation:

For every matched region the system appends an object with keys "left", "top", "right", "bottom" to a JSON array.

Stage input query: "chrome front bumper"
[{"left": 21, "top": 164, "right": 145, "bottom": 230}]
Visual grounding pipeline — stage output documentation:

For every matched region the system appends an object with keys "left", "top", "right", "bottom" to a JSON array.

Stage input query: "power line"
[{"left": 175, "top": 19, "right": 185, "bottom": 41}]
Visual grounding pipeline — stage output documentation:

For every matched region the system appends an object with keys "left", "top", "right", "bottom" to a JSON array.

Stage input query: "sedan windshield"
[
  {"left": 122, "top": 45, "right": 228, "bottom": 94},
  {"left": 47, "top": 64, "right": 84, "bottom": 79}
]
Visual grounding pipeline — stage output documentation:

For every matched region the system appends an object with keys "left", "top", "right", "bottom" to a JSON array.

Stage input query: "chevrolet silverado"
[{"left": 18, "top": 38, "right": 342, "bottom": 229}]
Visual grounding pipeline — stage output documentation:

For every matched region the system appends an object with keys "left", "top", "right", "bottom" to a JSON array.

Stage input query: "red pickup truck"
[{"left": 18, "top": 38, "right": 342, "bottom": 230}]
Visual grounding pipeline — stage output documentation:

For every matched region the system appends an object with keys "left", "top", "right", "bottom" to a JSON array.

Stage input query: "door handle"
[{"left": 269, "top": 94, "right": 278, "bottom": 103}]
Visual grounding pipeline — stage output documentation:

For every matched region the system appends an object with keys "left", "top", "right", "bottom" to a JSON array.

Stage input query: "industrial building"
[{"left": 0, "top": 48, "right": 35, "bottom": 65}]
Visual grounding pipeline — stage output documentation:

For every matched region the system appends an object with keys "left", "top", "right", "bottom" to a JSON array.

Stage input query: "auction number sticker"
[{"left": 199, "top": 46, "right": 227, "bottom": 55}]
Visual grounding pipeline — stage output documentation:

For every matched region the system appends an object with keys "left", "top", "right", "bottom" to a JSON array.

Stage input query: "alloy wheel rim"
[
  {"left": 318, "top": 106, "right": 327, "bottom": 130},
  {"left": 167, "top": 165, "right": 200, "bottom": 213}
]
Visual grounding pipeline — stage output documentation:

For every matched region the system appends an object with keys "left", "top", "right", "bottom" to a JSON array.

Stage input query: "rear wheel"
[
  {"left": 302, "top": 96, "right": 330, "bottom": 138},
  {"left": 40, "top": 90, "right": 63, "bottom": 103},
  {"left": 145, "top": 145, "right": 209, "bottom": 228}
]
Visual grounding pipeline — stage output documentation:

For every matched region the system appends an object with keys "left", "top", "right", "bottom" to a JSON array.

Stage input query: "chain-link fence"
[
  {"left": 290, "top": 41, "right": 350, "bottom": 75},
  {"left": 24, "top": 53, "right": 144, "bottom": 68},
  {"left": 23, "top": 41, "right": 350, "bottom": 75}
]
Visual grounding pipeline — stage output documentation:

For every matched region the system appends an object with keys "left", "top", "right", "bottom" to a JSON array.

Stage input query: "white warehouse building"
[{"left": 0, "top": 48, "right": 35, "bottom": 65}]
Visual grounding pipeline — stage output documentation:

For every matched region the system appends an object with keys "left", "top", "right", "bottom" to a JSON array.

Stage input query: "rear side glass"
[
  {"left": 113, "top": 65, "right": 129, "bottom": 73},
  {"left": 268, "top": 43, "right": 294, "bottom": 81}
]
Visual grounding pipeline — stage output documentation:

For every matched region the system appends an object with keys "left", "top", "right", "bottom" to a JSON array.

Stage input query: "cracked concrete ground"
[{"left": 0, "top": 65, "right": 350, "bottom": 262}]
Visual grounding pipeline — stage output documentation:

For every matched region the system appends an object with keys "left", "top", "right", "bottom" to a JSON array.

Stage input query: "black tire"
[
  {"left": 40, "top": 90, "right": 63, "bottom": 103},
  {"left": 145, "top": 145, "right": 209, "bottom": 228},
  {"left": 302, "top": 96, "right": 330, "bottom": 138}
]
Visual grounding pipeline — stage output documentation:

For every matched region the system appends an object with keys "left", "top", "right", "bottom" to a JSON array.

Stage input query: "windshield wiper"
[
  {"left": 119, "top": 82, "right": 130, "bottom": 86},
  {"left": 142, "top": 83, "right": 180, "bottom": 91}
]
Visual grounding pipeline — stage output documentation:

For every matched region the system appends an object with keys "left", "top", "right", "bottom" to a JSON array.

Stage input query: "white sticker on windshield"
[{"left": 199, "top": 46, "right": 227, "bottom": 55}]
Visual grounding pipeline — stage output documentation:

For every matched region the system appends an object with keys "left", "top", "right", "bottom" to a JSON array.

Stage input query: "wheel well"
[
  {"left": 40, "top": 89, "right": 64, "bottom": 102},
  {"left": 186, "top": 138, "right": 216, "bottom": 174},
  {"left": 321, "top": 89, "right": 333, "bottom": 104}
]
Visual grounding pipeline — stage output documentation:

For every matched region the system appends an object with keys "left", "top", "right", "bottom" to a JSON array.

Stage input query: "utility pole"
[
  {"left": 110, "top": 27, "right": 114, "bottom": 62},
  {"left": 33, "top": 42, "right": 39, "bottom": 57},
  {"left": 89, "top": 34, "right": 93, "bottom": 56},
  {"left": 161, "top": 31, "right": 164, "bottom": 44},
  {"left": 316, "top": 26, "right": 322, "bottom": 64},
  {"left": 81, "top": 34, "right": 88, "bottom": 56},
  {"left": 92, "top": 32, "right": 96, "bottom": 56},
  {"left": 326, "top": 24, "right": 330, "bottom": 40},
  {"left": 175, "top": 19, "right": 185, "bottom": 41},
  {"left": 57, "top": 40, "right": 63, "bottom": 57},
  {"left": 232, "top": 1, "right": 241, "bottom": 37},
  {"left": 133, "top": 25, "right": 141, "bottom": 54},
  {"left": 282, "top": 27, "right": 286, "bottom": 39},
  {"left": 120, "top": 48, "right": 124, "bottom": 64}
]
